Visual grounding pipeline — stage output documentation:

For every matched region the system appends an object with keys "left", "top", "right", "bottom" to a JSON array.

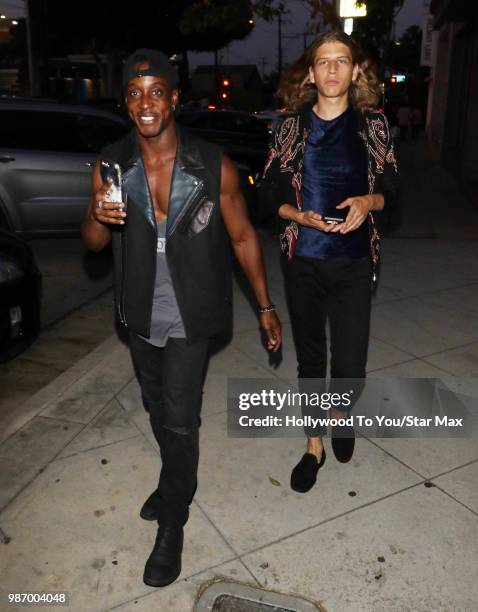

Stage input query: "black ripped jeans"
[
  {"left": 285, "top": 255, "right": 372, "bottom": 437},
  {"left": 129, "top": 333, "right": 209, "bottom": 526}
]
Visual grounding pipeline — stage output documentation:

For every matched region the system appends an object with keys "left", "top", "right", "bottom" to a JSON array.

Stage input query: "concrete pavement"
[{"left": 1, "top": 139, "right": 477, "bottom": 611}]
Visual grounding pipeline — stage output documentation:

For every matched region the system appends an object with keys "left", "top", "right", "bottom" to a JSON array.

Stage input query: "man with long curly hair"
[{"left": 261, "top": 30, "right": 399, "bottom": 492}]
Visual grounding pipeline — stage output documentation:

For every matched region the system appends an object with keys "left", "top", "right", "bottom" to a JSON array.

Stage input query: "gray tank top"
[{"left": 138, "top": 219, "right": 186, "bottom": 347}]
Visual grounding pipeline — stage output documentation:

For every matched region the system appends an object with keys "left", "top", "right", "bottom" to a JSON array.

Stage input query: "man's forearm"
[
  {"left": 81, "top": 208, "right": 112, "bottom": 253},
  {"left": 232, "top": 229, "right": 272, "bottom": 309},
  {"left": 368, "top": 193, "right": 385, "bottom": 212},
  {"left": 278, "top": 203, "right": 301, "bottom": 222}
]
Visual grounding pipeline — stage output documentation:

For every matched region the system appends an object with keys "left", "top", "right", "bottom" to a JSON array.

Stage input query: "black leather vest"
[{"left": 100, "top": 126, "right": 232, "bottom": 343}]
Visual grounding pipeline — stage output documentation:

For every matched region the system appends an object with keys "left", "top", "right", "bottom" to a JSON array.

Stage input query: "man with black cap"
[{"left": 82, "top": 49, "right": 281, "bottom": 587}]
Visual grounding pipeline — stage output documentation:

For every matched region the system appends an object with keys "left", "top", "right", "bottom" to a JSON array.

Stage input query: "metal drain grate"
[
  {"left": 195, "top": 581, "right": 321, "bottom": 612},
  {"left": 212, "top": 594, "right": 293, "bottom": 612}
]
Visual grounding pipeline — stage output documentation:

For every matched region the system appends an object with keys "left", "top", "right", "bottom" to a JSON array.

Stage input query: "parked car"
[
  {"left": 254, "top": 109, "right": 293, "bottom": 136},
  {"left": 0, "top": 99, "right": 264, "bottom": 231},
  {"left": 176, "top": 108, "right": 272, "bottom": 223},
  {"left": 176, "top": 108, "right": 269, "bottom": 176},
  {"left": 0, "top": 98, "right": 129, "bottom": 236},
  {"left": 0, "top": 228, "right": 42, "bottom": 362}
]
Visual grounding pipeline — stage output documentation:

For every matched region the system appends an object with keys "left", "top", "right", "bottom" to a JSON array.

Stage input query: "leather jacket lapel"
[
  {"left": 107, "top": 130, "right": 156, "bottom": 231},
  {"left": 108, "top": 126, "right": 210, "bottom": 239},
  {"left": 122, "top": 157, "right": 156, "bottom": 231},
  {"left": 166, "top": 126, "right": 208, "bottom": 240}
]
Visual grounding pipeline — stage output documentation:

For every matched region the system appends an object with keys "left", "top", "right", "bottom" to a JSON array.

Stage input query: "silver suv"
[{"left": 0, "top": 98, "right": 129, "bottom": 235}]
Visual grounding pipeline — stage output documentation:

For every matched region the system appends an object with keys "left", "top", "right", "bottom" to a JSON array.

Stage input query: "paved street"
[{"left": 0, "top": 138, "right": 477, "bottom": 611}]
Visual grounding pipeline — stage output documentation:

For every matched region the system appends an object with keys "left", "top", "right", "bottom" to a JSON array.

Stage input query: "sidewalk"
[{"left": 1, "top": 139, "right": 477, "bottom": 612}]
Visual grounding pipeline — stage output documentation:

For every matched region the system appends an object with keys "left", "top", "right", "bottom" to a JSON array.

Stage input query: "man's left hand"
[
  {"left": 259, "top": 311, "right": 282, "bottom": 352},
  {"left": 330, "top": 195, "right": 373, "bottom": 234}
]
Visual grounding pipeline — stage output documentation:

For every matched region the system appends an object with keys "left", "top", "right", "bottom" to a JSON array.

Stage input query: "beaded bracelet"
[{"left": 258, "top": 303, "right": 276, "bottom": 314}]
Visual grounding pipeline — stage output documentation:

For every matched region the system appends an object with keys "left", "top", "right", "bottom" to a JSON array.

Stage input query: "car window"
[
  {"left": 0, "top": 109, "right": 83, "bottom": 151},
  {"left": 77, "top": 115, "right": 128, "bottom": 152},
  {"left": 0, "top": 109, "right": 127, "bottom": 153},
  {"left": 206, "top": 114, "right": 239, "bottom": 132},
  {"left": 176, "top": 111, "right": 268, "bottom": 137}
]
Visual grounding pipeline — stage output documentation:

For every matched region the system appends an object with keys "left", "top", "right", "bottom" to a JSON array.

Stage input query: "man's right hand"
[
  {"left": 297, "top": 210, "right": 335, "bottom": 232},
  {"left": 278, "top": 204, "right": 336, "bottom": 232},
  {"left": 93, "top": 179, "right": 127, "bottom": 226}
]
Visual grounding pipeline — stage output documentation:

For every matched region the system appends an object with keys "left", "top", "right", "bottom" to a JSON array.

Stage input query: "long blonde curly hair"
[{"left": 278, "top": 30, "right": 380, "bottom": 113}]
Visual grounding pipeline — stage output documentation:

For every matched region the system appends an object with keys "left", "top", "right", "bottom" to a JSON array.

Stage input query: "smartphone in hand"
[
  {"left": 100, "top": 161, "right": 123, "bottom": 203},
  {"left": 322, "top": 216, "right": 345, "bottom": 224}
]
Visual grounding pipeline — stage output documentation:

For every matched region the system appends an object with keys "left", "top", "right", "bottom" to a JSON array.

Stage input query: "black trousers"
[
  {"left": 285, "top": 255, "right": 372, "bottom": 436},
  {"left": 128, "top": 332, "right": 209, "bottom": 526}
]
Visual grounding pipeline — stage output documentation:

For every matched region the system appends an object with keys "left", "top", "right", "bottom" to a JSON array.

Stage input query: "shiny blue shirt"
[{"left": 295, "top": 106, "right": 369, "bottom": 261}]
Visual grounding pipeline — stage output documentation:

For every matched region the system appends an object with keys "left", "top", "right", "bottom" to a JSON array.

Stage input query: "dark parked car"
[
  {"left": 0, "top": 228, "right": 42, "bottom": 362},
  {"left": 176, "top": 108, "right": 269, "bottom": 176},
  {"left": 254, "top": 109, "right": 294, "bottom": 136},
  {"left": 176, "top": 109, "right": 271, "bottom": 222}
]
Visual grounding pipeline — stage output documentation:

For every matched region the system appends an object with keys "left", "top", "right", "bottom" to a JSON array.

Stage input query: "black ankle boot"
[
  {"left": 140, "top": 490, "right": 161, "bottom": 521},
  {"left": 290, "top": 450, "right": 326, "bottom": 493},
  {"left": 143, "top": 524, "right": 183, "bottom": 587}
]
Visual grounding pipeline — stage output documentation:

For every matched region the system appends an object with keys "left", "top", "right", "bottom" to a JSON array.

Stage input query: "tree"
[
  {"left": 352, "top": 0, "right": 405, "bottom": 74},
  {"left": 179, "top": 0, "right": 255, "bottom": 102},
  {"left": 252, "top": 0, "right": 345, "bottom": 76},
  {"left": 179, "top": 0, "right": 254, "bottom": 53},
  {"left": 388, "top": 25, "right": 422, "bottom": 73},
  {"left": 253, "top": 0, "right": 339, "bottom": 29}
]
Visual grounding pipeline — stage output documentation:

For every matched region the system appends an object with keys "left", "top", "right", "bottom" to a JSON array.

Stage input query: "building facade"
[{"left": 428, "top": 0, "right": 478, "bottom": 204}]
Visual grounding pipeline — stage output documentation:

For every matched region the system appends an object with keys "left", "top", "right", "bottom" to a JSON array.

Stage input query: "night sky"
[{"left": 190, "top": 0, "right": 426, "bottom": 73}]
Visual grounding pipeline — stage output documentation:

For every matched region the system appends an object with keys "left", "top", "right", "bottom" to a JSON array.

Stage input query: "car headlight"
[{"left": 0, "top": 260, "right": 25, "bottom": 283}]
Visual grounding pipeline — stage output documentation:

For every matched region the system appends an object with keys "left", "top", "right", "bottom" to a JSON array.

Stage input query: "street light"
[
  {"left": 219, "top": 77, "right": 231, "bottom": 103},
  {"left": 338, "top": 1, "right": 366, "bottom": 17},
  {"left": 336, "top": 0, "right": 367, "bottom": 35}
]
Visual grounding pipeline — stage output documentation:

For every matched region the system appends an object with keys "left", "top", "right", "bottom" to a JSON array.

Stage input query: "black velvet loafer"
[
  {"left": 331, "top": 425, "right": 355, "bottom": 463},
  {"left": 140, "top": 490, "right": 161, "bottom": 521},
  {"left": 290, "top": 450, "right": 326, "bottom": 493},
  {"left": 143, "top": 524, "right": 183, "bottom": 587}
]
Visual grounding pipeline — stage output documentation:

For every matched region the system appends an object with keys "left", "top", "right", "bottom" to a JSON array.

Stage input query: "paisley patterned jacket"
[{"left": 261, "top": 104, "right": 399, "bottom": 281}]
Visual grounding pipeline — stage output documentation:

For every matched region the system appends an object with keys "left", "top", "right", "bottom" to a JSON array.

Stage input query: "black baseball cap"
[{"left": 122, "top": 48, "right": 178, "bottom": 88}]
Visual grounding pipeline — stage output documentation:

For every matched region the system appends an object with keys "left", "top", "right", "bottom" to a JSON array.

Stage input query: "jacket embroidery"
[{"left": 262, "top": 108, "right": 399, "bottom": 279}]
